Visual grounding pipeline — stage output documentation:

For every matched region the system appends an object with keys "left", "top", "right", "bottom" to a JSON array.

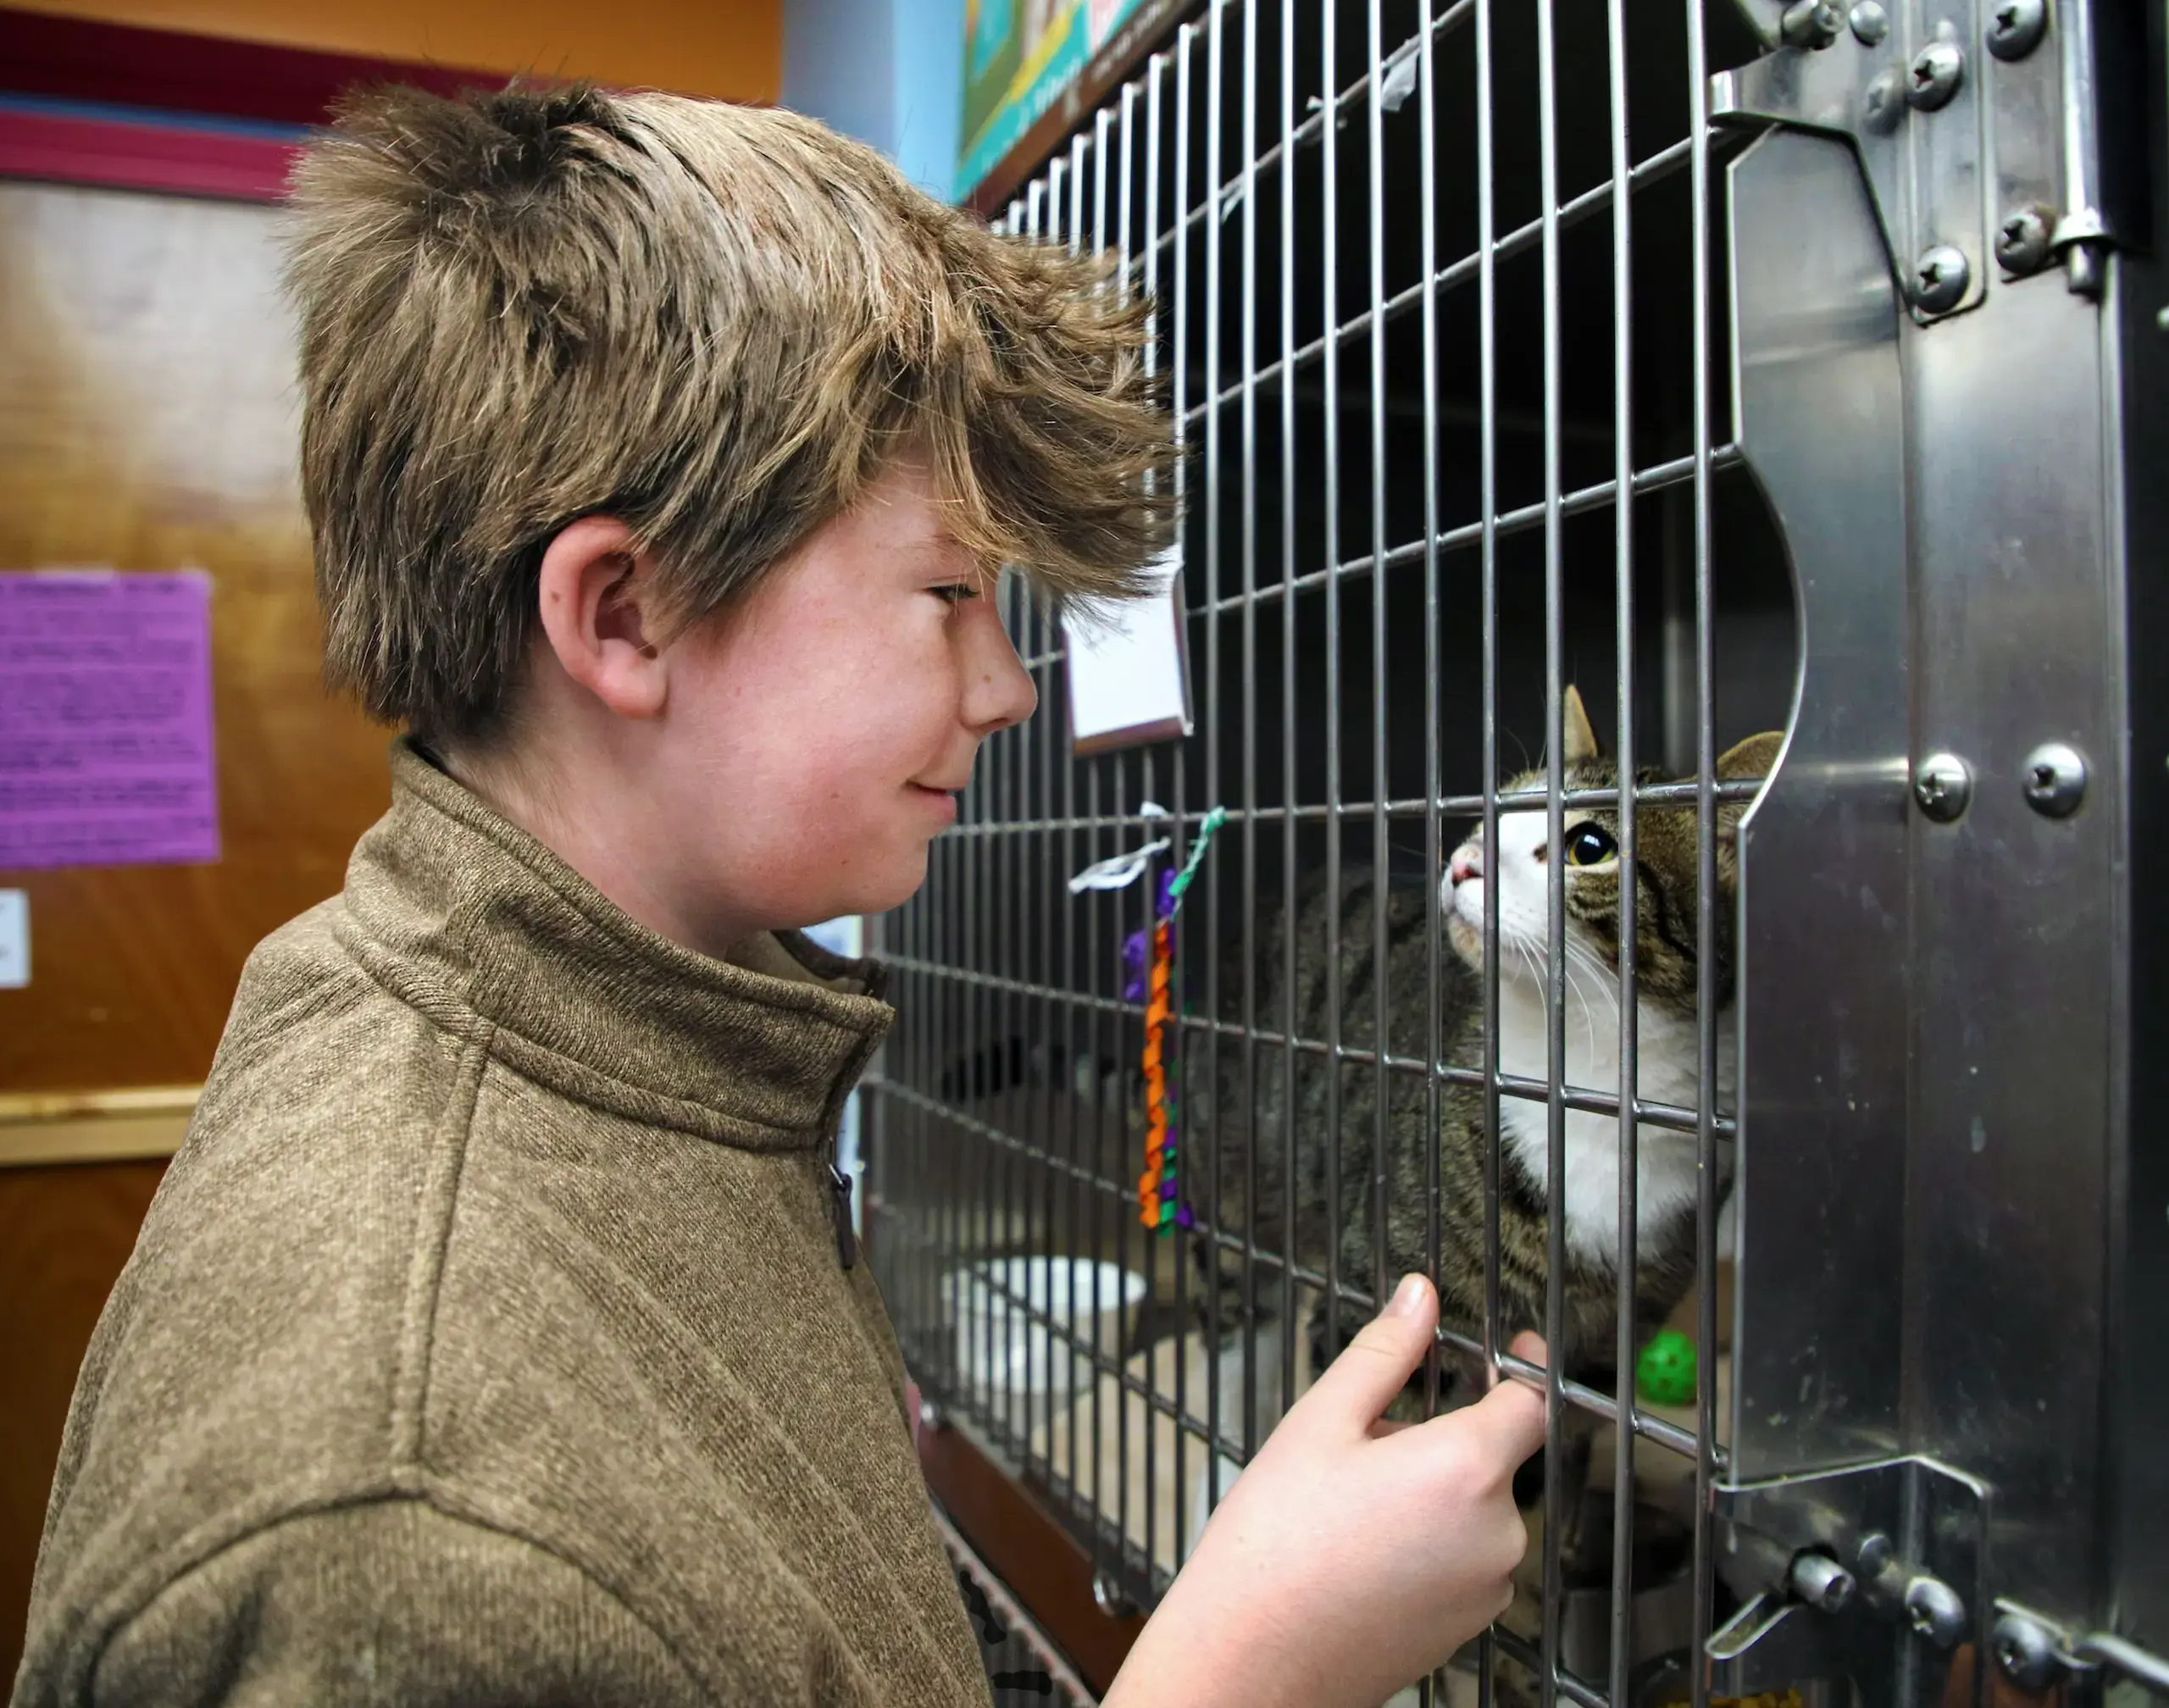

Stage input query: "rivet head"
[
  {"left": 1861, "top": 67, "right": 1906, "bottom": 133},
  {"left": 1996, "top": 208, "right": 2054, "bottom": 275},
  {"left": 2022, "top": 742, "right": 2087, "bottom": 817},
  {"left": 1987, "top": 0, "right": 2048, "bottom": 60},
  {"left": 1090, "top": 1569, "right": 1134, "bottom": 1617},
  {"left": 1907, "top": 41, "right": 1965, "bottom": 110},
  {"left": 1848, "top": 1, "right": 1889, "bottom": 45},
  {"left": 1915, "top": 752, "right": 1972, "bottom": 821},
  {"left": 1993, "top": 1612, "right": 2063, "bottom": 1692},
  {"left": 1903, "top": 1575, "right": 1968, "bottom": 1650},
  {"left": 1913, "top": 245, "right": 1971, "bottom": 313},
  {"left": 1782, "top": 0, "right": 1844, "bottom": 48}
]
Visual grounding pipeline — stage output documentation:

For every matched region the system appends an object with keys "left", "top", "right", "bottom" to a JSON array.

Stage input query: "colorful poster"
[
  {"left": 958, "top": 0, "right": 1158, "bottom": 202},
  {"left": 0, "top": 569, "right": 220, "bottom": 871}
]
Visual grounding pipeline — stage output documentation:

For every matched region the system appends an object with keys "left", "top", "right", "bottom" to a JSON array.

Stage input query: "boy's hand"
[{"left": 1105, "top": 1276, "right": 1549, "bottom": 1708}]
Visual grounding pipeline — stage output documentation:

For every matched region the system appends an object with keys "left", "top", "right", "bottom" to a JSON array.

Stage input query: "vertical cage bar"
[
  {"left": 1686, "top": 0, "right": 1720, "bottom": 1694},
  {"left": 1535, "top": 0, "right": 1569, "bottom": 1704},
  {"left": 1417, "top": 0, "right": 1444, "bottom": 1427},
  {"left": 1319, "top": 0, "right": 1345, "bottom": 1415},
  {"left": 1417, "top": 9, "right": 1445, "bottom": 1700},
  {"left": 1605, "top": 0, "right": 1642, "bottom": 1700},
  {"left": 1075, "top": 119, "right": 1106, "bottom": 1515},
  {"left": 1365, "top": 0, "right": 1389, "bottom": 1340},
  {"left": 1167, "top": 19, "right": 1194, "bottom": 1573},
  {"left": 1236, "top": 0, "right": 1262, "bottom": 1472},
  {"left": 1200, "top": 0, "right": 1226, "bottom": 1541},
  {"left": 999, "top": 171, "right": 1040, "bottom": 1453},
  {"left": 1134, "top": 49, "right": 1164, "bottom": 1590},
  {"left": 1276, "top": 0, "right": 1300, "bottom": 1451},
  {"left": 1474, "top": 0, "right": 1501, "bottom": 1691},
  {"left": 1107, "top": 85, "right": 1134, "bottom": 1574}
]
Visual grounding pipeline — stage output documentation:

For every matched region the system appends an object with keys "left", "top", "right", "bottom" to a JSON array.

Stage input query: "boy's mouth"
[{"left": 908, "top": 781, "right": 960, "bottom": 819}]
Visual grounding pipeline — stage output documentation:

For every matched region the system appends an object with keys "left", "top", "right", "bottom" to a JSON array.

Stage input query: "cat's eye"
[{"left": 1565, "top": 823, "right": 1618, "bottom": 867}]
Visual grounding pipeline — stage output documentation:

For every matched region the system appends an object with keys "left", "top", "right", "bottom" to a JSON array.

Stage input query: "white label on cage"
[
  {"left": 1064, "top": 547, "right": 1191, "bottom": 755},
  {"left": 0, "top": 890, "right": 25, "bottom": 988}
]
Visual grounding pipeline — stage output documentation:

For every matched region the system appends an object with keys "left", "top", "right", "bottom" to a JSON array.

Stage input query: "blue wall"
[{"left": 783, "top": 0, "right": 965, "bottom": 203}]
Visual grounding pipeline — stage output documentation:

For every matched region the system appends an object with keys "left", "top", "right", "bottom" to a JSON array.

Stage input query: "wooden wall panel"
[
  {"left": 0, "top": 180, "right": 390, "bottom": 1095},
  {"left": 0, "top": 1159, "right": 169, "bottom": 1685},
  {"left": 7, "top": 0, "right": 784, "bottom": 105}
]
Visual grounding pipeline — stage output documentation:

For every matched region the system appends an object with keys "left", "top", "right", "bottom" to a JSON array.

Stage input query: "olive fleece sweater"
[{"left": 14, "top": 741, "right": 992, "bottom": 1707}]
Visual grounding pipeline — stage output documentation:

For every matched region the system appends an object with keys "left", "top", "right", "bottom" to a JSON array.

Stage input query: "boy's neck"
[{"left": 434, "top": 738, "right": 763, "bottom": 964}]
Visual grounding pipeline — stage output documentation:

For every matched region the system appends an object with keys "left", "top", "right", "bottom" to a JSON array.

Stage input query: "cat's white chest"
[{"left": 1489, "top": 976, "right": 1728, "bottom": 1269}]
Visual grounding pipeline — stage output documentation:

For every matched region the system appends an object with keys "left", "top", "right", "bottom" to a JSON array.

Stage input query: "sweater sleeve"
[{"left": 84, "top": 1501, "right": 708, "bottom": 1708}]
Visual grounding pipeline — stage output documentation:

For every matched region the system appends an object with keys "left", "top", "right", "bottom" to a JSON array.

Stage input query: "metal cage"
[{"left": 866, "top": 3, "right": 2167, "bottom": 1706}]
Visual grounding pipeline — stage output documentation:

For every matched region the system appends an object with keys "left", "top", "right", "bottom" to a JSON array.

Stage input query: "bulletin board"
[
  {"left": 958, "top": 0, "right": 1191, "bottom": 209},
  {"left": 0, "top": 178, "right": 391, "bottom": 1104}
]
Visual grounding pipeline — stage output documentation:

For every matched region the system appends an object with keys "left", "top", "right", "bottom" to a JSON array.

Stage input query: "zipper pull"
[{"left": 828, "top": 1162, "right": 857, "bottom": 1270}]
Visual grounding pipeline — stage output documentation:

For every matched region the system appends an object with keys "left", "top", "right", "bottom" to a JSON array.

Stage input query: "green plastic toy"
[{"left": 1636, "top": 1329, "right": 1698, "bottom": 1407}]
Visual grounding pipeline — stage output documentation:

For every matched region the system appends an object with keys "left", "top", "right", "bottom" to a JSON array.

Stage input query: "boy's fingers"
[
  {"left": 1455, "top": 1334, "right": 1550, "bottom": 1466},
  {"left": 1306, "top": 1273, "right": 1436, "bottom": 1430}
]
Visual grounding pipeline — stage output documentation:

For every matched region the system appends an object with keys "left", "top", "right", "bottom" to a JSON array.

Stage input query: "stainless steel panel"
[
  {"left": 1725, "top": 128, "right": 1911, "bottom": 1477},
  {"left": 1904, "top": 206, "right": 2118, "bottom": 1633}
]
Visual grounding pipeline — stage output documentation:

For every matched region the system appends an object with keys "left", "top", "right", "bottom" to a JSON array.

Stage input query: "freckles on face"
[{"left": 658, "top": 459, "right": 1016, "bottom": 927}]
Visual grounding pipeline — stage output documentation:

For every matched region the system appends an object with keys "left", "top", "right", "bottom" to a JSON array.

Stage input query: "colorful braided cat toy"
[{"left": 1134, "top": 807, "right": 1226, "bottom": 1233}]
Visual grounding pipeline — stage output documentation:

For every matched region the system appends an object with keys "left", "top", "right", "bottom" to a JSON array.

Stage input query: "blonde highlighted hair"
[{"left": 285, "top": 82, "right": 1177, "bottom": 742}]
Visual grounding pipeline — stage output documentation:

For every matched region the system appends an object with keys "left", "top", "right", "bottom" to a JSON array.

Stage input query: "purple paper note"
[{"left": 0, "top": 570, "right": 220, "bottom": 872}]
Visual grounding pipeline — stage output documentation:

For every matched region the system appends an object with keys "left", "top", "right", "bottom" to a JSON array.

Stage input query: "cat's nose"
[{"left": 1449, "top": 846, "right": 1483, "bottom": 887}]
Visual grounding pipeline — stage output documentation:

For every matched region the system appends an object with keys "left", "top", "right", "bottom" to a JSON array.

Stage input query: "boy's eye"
[
  {"left": 929, "top": 584, "right": 980, "bottom": 606},
  {"left": 1565, "top": 824, "right": 1618, "bottom": 867}
]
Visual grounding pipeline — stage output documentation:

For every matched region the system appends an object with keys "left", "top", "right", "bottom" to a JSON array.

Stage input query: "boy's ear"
[{"left": 535, "top": 517, "right": 669, "bottom": 721}]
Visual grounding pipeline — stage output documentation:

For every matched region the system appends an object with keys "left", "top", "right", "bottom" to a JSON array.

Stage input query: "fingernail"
[{"left": 1388, "top": 1273, "right": 1427, "bottom": 1317}]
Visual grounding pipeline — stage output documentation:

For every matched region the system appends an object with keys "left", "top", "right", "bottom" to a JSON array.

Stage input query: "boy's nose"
[
  {"left": 957, "top": 600, "right": 1038, "bottom": 735},
  {"left": 1448, "top": 845, "right": 1483, "bottom": 887}
]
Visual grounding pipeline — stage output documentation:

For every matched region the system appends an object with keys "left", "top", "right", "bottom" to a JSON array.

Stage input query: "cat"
[{"left": 1184, "top": 686, "right": 1781, "bottom": 1461}]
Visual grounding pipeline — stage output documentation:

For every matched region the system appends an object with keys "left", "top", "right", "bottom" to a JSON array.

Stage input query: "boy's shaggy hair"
[{"left": 285, "top": 82, "right": 1177, "bottom": 743}]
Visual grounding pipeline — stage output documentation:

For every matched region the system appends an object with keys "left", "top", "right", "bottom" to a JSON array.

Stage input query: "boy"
[{"left": 14, "top": 85, "right": 1545, "bottom": 1708}]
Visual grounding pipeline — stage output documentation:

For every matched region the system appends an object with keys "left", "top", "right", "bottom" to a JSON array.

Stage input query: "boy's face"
[{"left": 659, "top": 457, "right": 1037, "bottom": 934}]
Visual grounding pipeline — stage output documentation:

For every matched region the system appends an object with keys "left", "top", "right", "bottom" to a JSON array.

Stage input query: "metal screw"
[
  {"left": 1782, "top": 0, "right": 1844, "bottom": 47},
  {"left": 1987, "top": 0, "right": 2047, "bottom": 60},
  {"left": 1996, "top": 208, "right": 2053, "bottom": 275},
  {"left": 2022, "top": 742, "right": 2087, "bottom": 817},
  {"left": 1861, "top": 66, "right": 1907, "bottom": 133},
  {"left": 1090, "top": 1569, "right": 1135, "bottom": 1617},
  {"left": 1915, "top": 753, "right": 1972, "bottom": 820},
  {"left": 1848, "top": 1, "right": 1889, "bottom": 45},
  {"left": 1905, "top": 1576, "right": 1969, "bottom": 1649},
  {"left": 918, "top": 1395, "right": 945, "bottom": 1431},
  {"left": 1994, "top": 1612, "right": 2063, "bottom": 1692},
  {"left": 1913, "top": 246, "right": 1971, "bottom": 314},
  {"left": 1907, "top": 42, "right": 1964, "bottom": 110},
  {"left": 1856, "top": 1533, "right": 1895, "bottom": 1578},
  {"left": 1789, "top": 1552, "right": 1857, "bottom": 1613}
]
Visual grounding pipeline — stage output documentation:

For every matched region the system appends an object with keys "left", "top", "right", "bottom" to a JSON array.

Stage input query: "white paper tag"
[
  {"left": 1067, "top": 839, "right": 1171, "bottom": 895},
  {"left": 0, "top": 890, "right": 26, "bottom": 988},
  {"left": 1064, "top": 546, "right": 1192, "bottom": 755}
]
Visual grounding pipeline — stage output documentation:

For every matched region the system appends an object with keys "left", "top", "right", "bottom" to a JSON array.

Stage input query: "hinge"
[
  {"left": 1713, "top": 0, "right": 2134, "bottom": 319},
  {"left": 1706, "top": 1457, "right": 1988, "bottom": 1708}
]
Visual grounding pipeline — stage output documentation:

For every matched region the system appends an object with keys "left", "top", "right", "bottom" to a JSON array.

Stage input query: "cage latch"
[{"left": 1706, "top": 1456, "right": 1986, "bottom": 1708}]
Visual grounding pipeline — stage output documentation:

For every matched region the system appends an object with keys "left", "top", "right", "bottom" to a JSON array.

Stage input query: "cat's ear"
[
  {"left": 1713, "top": 732, "right": 1784, "bottom": 867},
  {"left": 1717, "top": 730, "right": 1783, "bottom": 782},
  {"left": 1562, "top": 685, "right": 1600, "bottom": 764}
]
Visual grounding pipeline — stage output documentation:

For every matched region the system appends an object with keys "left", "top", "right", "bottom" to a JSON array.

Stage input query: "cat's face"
[
  {"left": 1444, "top": 756, "right": 1698, "bottom": 1014},
  {"left": 1442, "top": 700, "right": 1782, "bottom": 1016}
]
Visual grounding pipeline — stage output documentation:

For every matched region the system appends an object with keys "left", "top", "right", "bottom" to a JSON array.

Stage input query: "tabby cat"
[{"left": 1189, "top": 687, "right": 1782, "bottom": 1430}]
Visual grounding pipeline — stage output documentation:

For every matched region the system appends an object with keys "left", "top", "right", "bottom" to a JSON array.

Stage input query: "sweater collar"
[{"left": 336, "top": 740, "right": 890, "bottom": 1152}]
